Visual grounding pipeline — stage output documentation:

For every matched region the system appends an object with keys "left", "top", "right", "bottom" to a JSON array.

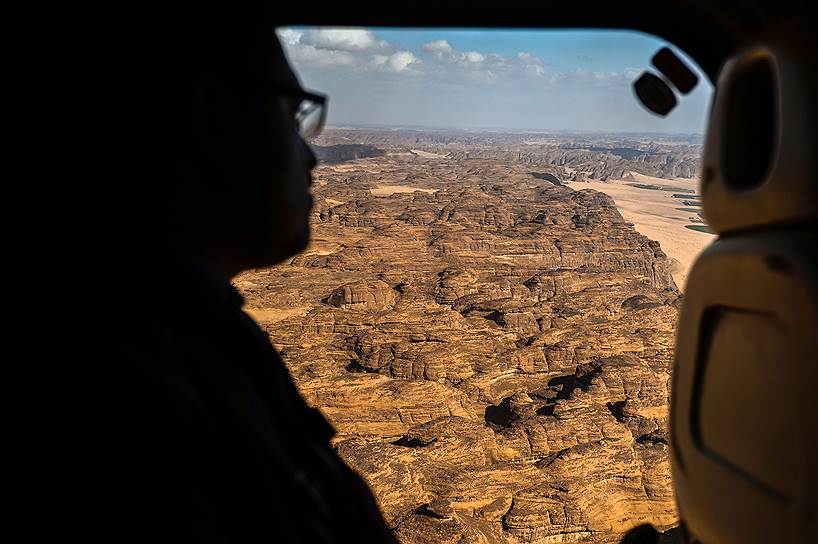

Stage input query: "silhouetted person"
[{"left": 106, "top": 9, "right": 396, "bottom": 543}]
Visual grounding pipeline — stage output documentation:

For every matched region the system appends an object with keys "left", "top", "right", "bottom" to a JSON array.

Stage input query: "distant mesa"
[{"left": 311, "top": 143, "right": 385, "bottom": 164}]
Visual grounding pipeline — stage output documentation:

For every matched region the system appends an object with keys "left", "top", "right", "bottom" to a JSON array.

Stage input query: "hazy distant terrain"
[
  {"left": 312, "top": 143, "right": 386, "bottom": 164},
  {"left": 237, "top": 128, "right": 710, "bottom": 543},
  {"left": 314, "top": 127, "right": 703, "bottom": 180}
]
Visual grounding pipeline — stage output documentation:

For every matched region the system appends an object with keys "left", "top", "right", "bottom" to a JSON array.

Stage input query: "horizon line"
[{"left": 324, "top": 123, "right": 705, "bottom": 137}]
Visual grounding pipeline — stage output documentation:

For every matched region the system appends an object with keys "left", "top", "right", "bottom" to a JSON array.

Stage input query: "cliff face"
[{"left": 236, "top": 155, "right": 681, "bottom": 543}]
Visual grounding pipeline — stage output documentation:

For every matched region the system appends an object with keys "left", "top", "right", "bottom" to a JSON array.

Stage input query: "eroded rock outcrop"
[
  {"left": 327, "top": 279, "right": 398, "bottom": 310},
  {"left": 237, "top": 152, "right": 681, "bottom": 543}
]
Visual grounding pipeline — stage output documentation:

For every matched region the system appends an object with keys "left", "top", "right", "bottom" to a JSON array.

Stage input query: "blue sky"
[{"left": 278, "top": 28, "right": 713, "bottom": 134}]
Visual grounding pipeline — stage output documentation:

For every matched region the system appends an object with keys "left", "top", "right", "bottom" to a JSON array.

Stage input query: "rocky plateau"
[{"left": 236, "top": 134, "right": 685, "bottom": 543}]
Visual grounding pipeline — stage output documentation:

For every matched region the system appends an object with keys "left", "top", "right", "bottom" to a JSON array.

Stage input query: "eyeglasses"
[
  {"left": 294, "top": 90, "right": 328, "bottom": 140},
  {"left": 270, "top": 84, "right": 328, "bottom": 140}
]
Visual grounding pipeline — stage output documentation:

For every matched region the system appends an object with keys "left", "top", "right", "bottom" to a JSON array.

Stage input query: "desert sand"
[
  {"left": 409, "top": 149, "right": 449, "bottom": 159},
  {"left": 370, "top": 184, "right": 438, "bottom": 196},
  {"left": 243, "top": 306, "right": 311, "bottom": 323},
  {"left": 567, "top": 173, "right": 714, "bottom": 290}
]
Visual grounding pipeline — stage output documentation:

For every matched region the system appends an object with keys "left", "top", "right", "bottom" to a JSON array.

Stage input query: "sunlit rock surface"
[{"left": 237, "top": 152, "right": 681, "bottom": 543}]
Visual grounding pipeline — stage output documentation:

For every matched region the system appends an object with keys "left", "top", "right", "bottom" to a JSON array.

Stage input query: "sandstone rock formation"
[{"left": 237, "top": 149, "right": 682, "bottom": 543}]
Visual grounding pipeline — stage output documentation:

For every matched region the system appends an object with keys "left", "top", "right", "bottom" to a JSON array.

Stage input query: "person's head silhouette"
[
  {"left": 177, "top": 35, "right": 321, "bottom": 277},
  {"left": 124, "top": 13, "right": 323, "bottom": 279}
]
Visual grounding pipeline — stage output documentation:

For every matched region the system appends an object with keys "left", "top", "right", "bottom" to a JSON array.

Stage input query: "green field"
[
  {"left": 676, "top": 207, "right": 703, "bottom": 213},
  {"left": 685, "top": 224, "right": 715, "bottom": 234}
]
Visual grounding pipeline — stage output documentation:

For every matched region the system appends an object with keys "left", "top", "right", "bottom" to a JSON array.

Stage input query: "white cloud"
[
  {"left": 274, "top": 27, "right": 712, "bottom": 133},
  {"left": 370, "top": 52, "right": 420, "bottom": 73},
  {"left": 304, "top": 28, "right": 387, "bottom": 51},
  {"left": 276, "top": 28, "right": 303, "bottom": 46},
  {"left": 624, "top": 67, "right": 642, "bottom": 80},
  {"left": 459, "top": 51, "right": 485, "bottom": 63},
  {"left": 386, "top": 51, "right": 420, "bottom": 73},
  {"left": 280, "top": 28, "right": 635, "bottom": 88},
  {"left": 511, "top": 52, "right": 546, "bottom": 77},
  {"left": 422, "top": 39, "right": 453, "bottom": 56},
  {"left": 548, "top": 67, "right": 640, "bottom": 88},
  {"left": 429, "top": 49, "right": 549, "bottom": 84},
  {"left": 280, "top": 28, "right": 422, "bottom": 74},
  {"left": 287, "top": 44, "right": 356, "bottom": 68}
]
